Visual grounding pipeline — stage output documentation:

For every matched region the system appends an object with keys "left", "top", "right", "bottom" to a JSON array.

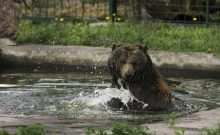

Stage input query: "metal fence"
[
  {"left": 21, "top": 0, "right": 220, "bottom": 26},
  {"left": 21, "top": 0, "right": 110, "bottom": 22}
]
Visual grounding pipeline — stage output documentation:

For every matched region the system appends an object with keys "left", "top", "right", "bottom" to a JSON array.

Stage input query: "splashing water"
[
  {"left": 61, "top": 87, "right": 137, "bottom": 118},
  {"left": 0, "top": 72, "right": 220, "bottom": 122},
  {"left": 117, "top": 78, "right": 149, "bottom": 109}
]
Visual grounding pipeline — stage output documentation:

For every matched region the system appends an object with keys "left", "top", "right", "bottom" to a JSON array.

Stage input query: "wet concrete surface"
[
  {"left": 146, "top": 108, "right": 220, "bottom": 135},
  {"left": 0, "top": 116, "right": 113, "bottom": 135},
  {"left": 0, "top": 108, "right": 219, "bottom": 135}
]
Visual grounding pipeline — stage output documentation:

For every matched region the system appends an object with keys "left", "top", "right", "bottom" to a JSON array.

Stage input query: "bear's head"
[{"left": 111, "top": 44, "right": 153, "bottom": 82}]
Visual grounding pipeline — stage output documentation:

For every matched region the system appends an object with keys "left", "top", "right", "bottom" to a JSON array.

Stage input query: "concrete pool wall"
[{"left": 1, "top": 44, "right": 220, "bottom": 74}]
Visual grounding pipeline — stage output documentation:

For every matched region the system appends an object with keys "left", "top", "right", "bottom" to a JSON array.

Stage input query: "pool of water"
[{"left": 0, "top": 71, "right": 220, "bottom": 123}]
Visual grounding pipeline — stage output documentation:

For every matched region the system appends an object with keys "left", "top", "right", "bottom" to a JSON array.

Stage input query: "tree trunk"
[{"left": 0, "top": 0, "right": 22, "bottom": 42}]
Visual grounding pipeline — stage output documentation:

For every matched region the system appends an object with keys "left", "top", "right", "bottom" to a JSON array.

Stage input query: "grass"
[
  {"left": 200, "top": 124, "right": 220, "bottom": 135},
  {"left": 165, "top": 112, "right": 185, "bottom": 135},
  {"left": 0, "top": 123, "right": 220, "bottom": 135},
  {"left": 86, "top": 123, "right": 151, "bottom": 135},
  {"left": 0, "top": 123, "right": 151, "bottom": 135},
  {"left": 16, "top": 124, "right": 47, "bottom": 135},
  {"left": 17, "top": 20, "right": 220, "bottom": 54},
  {"left": 0, "top": 124, "right": 47, "bottom": 135}
]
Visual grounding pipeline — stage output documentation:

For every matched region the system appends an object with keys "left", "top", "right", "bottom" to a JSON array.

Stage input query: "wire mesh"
[{"left": 21, "top": 0, "right": 220, "bottom": 24}]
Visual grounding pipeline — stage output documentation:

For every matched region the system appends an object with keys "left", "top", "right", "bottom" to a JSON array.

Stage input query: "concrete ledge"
[
  {"left": 146, "top": 108, "right": 220, "bottom": 135},
  {"left": 0, "top": 108, "right": 220, "bottom": 135},
  {"left": 0, "top": 38, "right": 16, "bottom": 46},
  {"left": 0, "top": 44, "right": 220, "bottom": 73}
]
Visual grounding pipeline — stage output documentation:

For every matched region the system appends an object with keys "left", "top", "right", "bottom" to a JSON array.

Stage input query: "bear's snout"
[{"left": 121, "top": 63, "right": 134, "bottom": 80}]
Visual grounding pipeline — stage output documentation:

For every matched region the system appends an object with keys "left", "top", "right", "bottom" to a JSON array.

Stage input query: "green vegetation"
[
  {"left": 0, "top": 123, "right": 150, "bottom": 135},
  {"left": 165, "top": 112, "right": 177, "bottom": 127},
  {"left": 0, "top": 130, "right": 10, "bottom": 135},
  {"left": 1, "top": 123, "right": 220, "bottom": 135},
  {"left": 165, "top": 112, "right": 185, "bottom": 135},
  {"left": 17, "top": 21, "right": 220, "bottom": 53},
  {"left": 86, "top": 123, "right": 151, "bottom": 135},
  {"left": 200, "top": 124, "right": 220, "bottom": 135},
  {"left": 0, "top": 124, "right": 47, "bottom": 135},
  {"left": 16, "top": 124, "right": 47, "bottom": 135},
  {"left": 85, "top": 122, "right": 220, "bottom": 135}
]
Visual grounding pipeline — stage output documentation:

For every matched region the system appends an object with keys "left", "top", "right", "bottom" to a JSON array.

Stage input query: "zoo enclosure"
[{"left": 21, "top": 0, "right": 220, "bottom": 26}]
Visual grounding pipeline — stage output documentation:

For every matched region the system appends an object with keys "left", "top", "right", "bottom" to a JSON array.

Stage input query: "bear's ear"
[
  {"left": 112, "top": 43, "right": 122, "bottom": 51},
  {"left": 137, "top": 44, "right": 148, "bottom": 52}
]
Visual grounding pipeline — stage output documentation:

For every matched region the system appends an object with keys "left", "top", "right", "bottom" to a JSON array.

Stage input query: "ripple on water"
[
  {"left": 0, "top": 84, "right": 18, "bottom": 88},
  {"left": 0, "top": 73, "right": 220, "bottom": 122}
]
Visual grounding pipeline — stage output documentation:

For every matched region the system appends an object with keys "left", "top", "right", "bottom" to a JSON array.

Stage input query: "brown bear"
[{"left": 107, "top": 43, "right": 172, "bottom": 111}]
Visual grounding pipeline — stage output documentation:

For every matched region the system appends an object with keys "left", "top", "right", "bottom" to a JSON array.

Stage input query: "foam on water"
[
  {"left": 0, "top": 84, "right": 18, "bottom": 88},
  {"left": 66, "top": 86, "right": 150, "bottom": 116},
  {"left": 66, "top": 87, "right": 132, "bottom": 112}
]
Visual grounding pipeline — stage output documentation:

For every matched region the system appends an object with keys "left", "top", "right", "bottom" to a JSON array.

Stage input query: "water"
[{"left": 0, "top": 71, "right": 220, "bottom": 123}]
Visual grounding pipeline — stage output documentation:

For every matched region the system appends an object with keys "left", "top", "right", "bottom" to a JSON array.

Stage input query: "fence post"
[
  {"left": 205, "top": 0, "right": 210, "bottom": 28},
  {"left": 109, "top": 0, "right": 117, "bottom": 22}
]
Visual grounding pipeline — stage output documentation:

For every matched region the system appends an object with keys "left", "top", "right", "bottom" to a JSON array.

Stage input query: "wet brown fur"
[{"left": 108, "top": 44, "right": 172, "bottom": 111}]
